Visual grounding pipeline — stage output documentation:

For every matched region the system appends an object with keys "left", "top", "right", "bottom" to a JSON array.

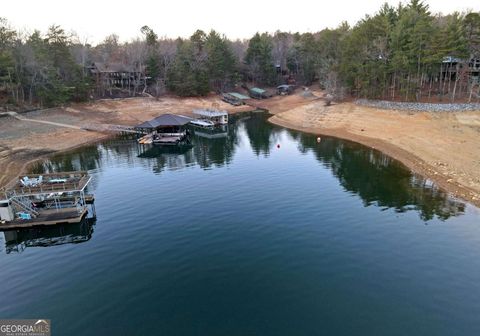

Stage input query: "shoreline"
[
  {"left": 2, "top": 95, "right": 479, "bottom": 209},
  {"left": 268, "top": 115, "right": 480, "bottom": 208},
  {"left": 1, "top": 132, "right": 113, "bottom": 192}
]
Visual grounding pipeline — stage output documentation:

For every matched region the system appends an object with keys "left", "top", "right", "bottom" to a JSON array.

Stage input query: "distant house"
[
  {"left": 442, "top": 56, "right": 480, "bottom": 83},
  {"left": 87, "top": 62, "right": 146, "bottom": 96},
  {"left": 249, "top": 87, "right": 270, "bottom": 99}
]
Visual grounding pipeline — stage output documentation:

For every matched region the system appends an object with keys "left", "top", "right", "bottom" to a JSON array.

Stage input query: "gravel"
[{"left": 356, "top": 99, "right": 480, "bottom": 112}]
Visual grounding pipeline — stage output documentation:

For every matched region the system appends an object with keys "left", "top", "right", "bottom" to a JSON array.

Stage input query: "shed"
[
  {"left": 249, "top": 87, "right": 269, "bottom": 99},
  {"left": 228, "top": 92, "right": 249, "bottom": 100},
  {"left": 222, "top": 92, "right": 249, "bottom": 106},
  {"left": 277, "top": 85, "right": 295, "bottom": 95}
]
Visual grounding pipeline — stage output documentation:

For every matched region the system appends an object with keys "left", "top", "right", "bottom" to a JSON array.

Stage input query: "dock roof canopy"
[
  {"left": 227, "top": 92, "right": 250, "bottom": 100},
  {"left": 193, "top": 109, "right": 228, "bottom": 118},
  {"left": 136, "top": 114, "right": 193, "bottom": 129},
  {"left": 250, "top": 87, "right": 266, "bottom": 94}
]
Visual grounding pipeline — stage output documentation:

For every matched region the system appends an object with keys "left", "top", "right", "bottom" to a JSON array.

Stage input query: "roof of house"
[
  {"left": 227, "top": 92, "right": 250, "bottom": 100},
  {"left": 442, "top": 56, "right": 462, "bottom": 63},
  {"left": 136, "top": 114, "right": 193, "bottom": 128},
  {"left": 90, "top": 62, "right": 145, "bottom": 73},
  {"left": 250, "top": 87, "right": 266, "bottom": 94},
  {"left": 193, "top": 109, "right": 228, "bottom": 117}
]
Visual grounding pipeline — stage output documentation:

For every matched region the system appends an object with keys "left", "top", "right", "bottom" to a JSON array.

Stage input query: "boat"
[
  {"left": 190, "top": 119, "right": 215, "bottom": 129},
  {"left": 151, "top": 131, "right": 191, "bottom": 146},
  {"left": 192, "top": 109, "right": 229, "bottom": 126}
]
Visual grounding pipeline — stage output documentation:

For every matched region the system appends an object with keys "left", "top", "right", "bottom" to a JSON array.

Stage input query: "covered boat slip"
[
  {"left": 192, "top": 109, "right": 229, "bottom": 125},
  {"left": 136, "top": 114, "right": 193, "bottom": 146}
]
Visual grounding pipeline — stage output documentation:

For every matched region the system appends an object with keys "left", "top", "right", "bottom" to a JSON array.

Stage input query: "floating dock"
[{"left": 1, "top": 171, "right": 96, "bottom": 230}]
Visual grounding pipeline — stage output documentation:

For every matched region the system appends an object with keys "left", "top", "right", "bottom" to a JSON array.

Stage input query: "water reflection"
[
  {"left": 2, "top": 218, "right": 95, "bottom": 254},
  {"left": 138, "top": 145, "right": 196, "bottom": 174},
  {"left": 243, "top": 113, "right": 282, "bottom": 156},
  {"left": 31, "top": 112, "right": 467, "bottom": 221},
  {"left": 293, "top": 132, "right": 466, "bottom": 221}
]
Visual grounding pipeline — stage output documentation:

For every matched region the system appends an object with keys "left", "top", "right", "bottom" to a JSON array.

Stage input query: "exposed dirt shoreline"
[{"left": 0, "top": 95, "right": 252, "bottom": 191}]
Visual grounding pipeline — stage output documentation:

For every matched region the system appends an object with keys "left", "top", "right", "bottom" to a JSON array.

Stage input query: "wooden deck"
[
  {"left": 0, "top": 208, "right": 88, "bottom": 230},
  {"left": 4, "top": 171, "right": 91, "bottom": 196}
]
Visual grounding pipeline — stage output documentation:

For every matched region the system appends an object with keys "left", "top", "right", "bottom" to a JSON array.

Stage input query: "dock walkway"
[{"left": 0, "top": 208, "right": 87, "bottom": 230}]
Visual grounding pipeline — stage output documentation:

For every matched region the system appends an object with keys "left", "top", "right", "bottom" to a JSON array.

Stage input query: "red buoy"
[{"left": 277, "top": 144, "right": 280, "bottom": 148}]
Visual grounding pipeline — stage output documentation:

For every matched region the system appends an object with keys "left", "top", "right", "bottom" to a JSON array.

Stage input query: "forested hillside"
[{"left": 0, "top": 0, "right": 479, "bottom": 108}]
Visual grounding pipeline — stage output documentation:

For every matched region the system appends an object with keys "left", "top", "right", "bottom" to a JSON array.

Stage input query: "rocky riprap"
[{"left": 355, "top": 99, "right": 480, "bottom": 112}]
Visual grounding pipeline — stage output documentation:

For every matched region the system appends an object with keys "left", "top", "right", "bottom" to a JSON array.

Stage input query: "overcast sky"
[{"left": 3, "top": 0, "right": 480, "bottom": 44}]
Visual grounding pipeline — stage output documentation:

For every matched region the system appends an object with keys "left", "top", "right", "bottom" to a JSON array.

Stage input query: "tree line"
[{"left": 1, "top": 0, "right": 479, "bottom": 108}]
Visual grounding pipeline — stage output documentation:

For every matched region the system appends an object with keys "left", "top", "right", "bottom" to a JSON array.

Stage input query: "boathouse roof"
[
  {"left": 227, "top": 92, "right": 250, "bottom": 100},
  {"left": 136, "top": 114, "right": 193, "bottom": 129},
  {"left": 250, "top": 87, "right": 266, "bottom": 94},
  {"left": 192, "top": 109, "right": 228, "bottom": 118}
]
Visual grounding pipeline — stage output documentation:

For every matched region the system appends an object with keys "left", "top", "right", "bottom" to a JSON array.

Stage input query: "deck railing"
[{"left": 3, "top": 171, "right": 91, "bottom": 197}]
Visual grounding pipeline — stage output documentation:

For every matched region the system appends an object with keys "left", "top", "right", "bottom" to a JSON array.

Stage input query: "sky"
[{"left": 2, "top": 0, "right": 480, "bottom": 44}]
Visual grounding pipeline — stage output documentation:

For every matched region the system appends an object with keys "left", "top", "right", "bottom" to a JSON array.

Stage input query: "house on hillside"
[
  {"left": 442, "top": 56, "right": 480, "bottom": 83},
  {"left": 87, "top": 62, "right": 146, "bottom": 96}
]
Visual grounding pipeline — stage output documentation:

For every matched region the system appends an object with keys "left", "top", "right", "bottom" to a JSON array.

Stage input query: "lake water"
[{"left": 1, "top": 112, "right": 480, "bottom": 335}]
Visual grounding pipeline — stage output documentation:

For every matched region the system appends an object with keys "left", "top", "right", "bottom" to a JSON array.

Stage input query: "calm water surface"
[{"left": 1, "top": 112, "right": 480, "bottom": 335}]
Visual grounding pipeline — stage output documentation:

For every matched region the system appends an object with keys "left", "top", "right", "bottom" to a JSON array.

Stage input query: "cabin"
[
  {"left": 249, "top": 87, "right": 270, "bottom": 99},
  {"left": 192, "top": 109, "right": 228, "bottom": 125},
  {"left": 136, "top": 114, "right": 193, "bottom": 146},
  {"left": 88, "top": 62, "right": 146, "bottom": 95},
  {"left": 277, "top": 85, "right": 295, "bottom": 95},
  {"left": 222, "top": 92, "right": 249, "bottom": 106},
  {"left": 441, "top": 56, "right": 480, "bottom": 83}
]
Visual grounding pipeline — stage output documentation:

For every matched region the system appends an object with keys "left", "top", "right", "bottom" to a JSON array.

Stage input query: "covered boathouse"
[{"left": 136, "top": 114, "right": 193, "bottom": 145}]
